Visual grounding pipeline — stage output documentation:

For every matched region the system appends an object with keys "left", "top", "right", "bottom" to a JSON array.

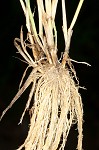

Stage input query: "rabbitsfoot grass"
[{"left": 0, "top": 0, "right": 86, "bottom": 150}]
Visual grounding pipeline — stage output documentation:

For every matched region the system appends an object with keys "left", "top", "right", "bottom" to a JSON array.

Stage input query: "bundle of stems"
[{"left": 0, "top": 0, "right": 85, "bottom": 149}]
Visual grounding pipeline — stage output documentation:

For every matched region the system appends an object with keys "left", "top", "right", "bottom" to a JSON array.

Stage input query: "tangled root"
[{"left": 17, "top": 64, "right": 83, "bottom": 150}]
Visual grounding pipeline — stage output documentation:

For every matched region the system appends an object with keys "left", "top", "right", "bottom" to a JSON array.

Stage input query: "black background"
[{"left": 0, "top": 0, "right": 99, "bottom": 150}]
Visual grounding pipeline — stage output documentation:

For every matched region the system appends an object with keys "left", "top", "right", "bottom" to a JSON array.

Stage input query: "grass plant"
[{"left": 1, "top": 0, "right": 86, "bottom": 149}]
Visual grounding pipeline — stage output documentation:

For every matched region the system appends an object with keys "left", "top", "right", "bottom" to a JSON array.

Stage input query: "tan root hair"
[{"left": 0, "top": 0, "right": 85, "bottom": 150}]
